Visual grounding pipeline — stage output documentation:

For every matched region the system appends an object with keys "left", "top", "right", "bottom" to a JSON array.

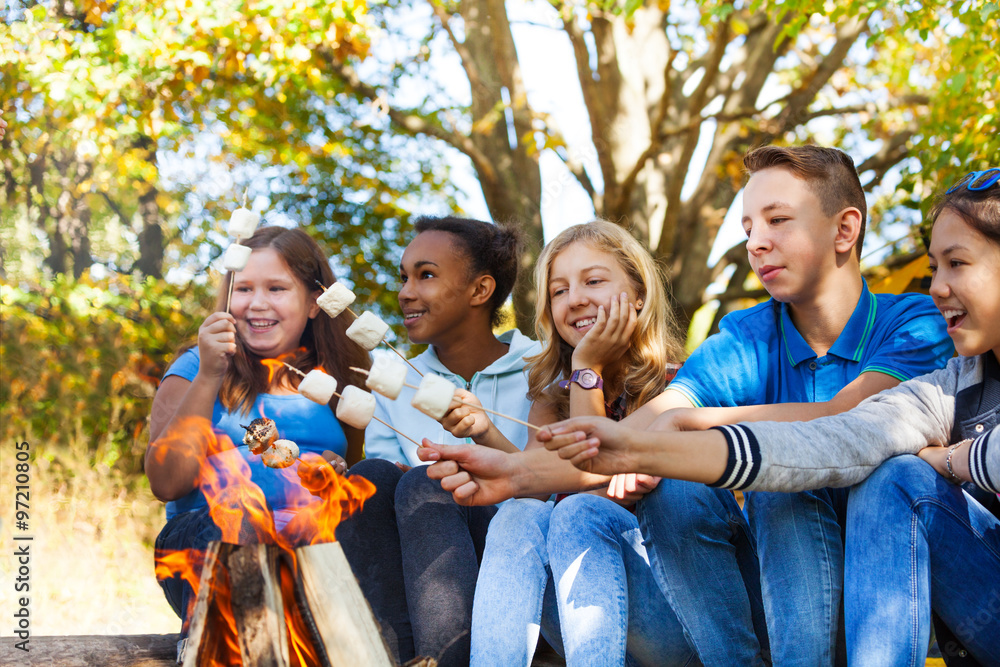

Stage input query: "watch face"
[{"left": 577, "top": 369, "right": 600, "bottom": 389}]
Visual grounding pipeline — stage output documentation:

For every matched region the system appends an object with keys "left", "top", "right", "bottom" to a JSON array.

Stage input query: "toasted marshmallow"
[
  {"left": 229, "top": 207, "right": 260, "bottom": 239},
  {"left": 336, "top": 385, "right": 377, "bottom": 429},
  {"left": 317, "top": 283, "right": 356, "bottom": 318},
  {"left": 411, "top": 373, "right": 457, "bottom": 420},
  {"left": 366, "top": 355, "right": 408, "bottom": 400},
  {"left": 347, "top": 311, "right": 390, "bottom": 351},
  {"left": 262, "top": 438, "right": 298, "bottom": 468},
  {"left": 223, "top": 243, "right": 252, "bottom": 272},
  {"left": 241, "top": 417, "right": 278, "bottom": 455},
  {"left": 298, "top": 369, "right": 337, "bottom": 405}
]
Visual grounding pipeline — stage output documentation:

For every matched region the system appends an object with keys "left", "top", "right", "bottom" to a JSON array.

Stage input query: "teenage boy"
[{"left": 418, "top": 145, "right": 954, "bottom": 666}]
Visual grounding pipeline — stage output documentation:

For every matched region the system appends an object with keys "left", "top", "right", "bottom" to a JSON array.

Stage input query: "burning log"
[
  {"left": 179, "top": 541, "right": 408, "bottom": 667},
  {"left": 227, "top": 545, "right": 289, "bottom": 666},
  {"left": 293, "top": 542, "right": 394, "bottom": 666}
]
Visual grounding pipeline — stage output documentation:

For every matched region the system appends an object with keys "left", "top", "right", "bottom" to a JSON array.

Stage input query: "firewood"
[
  {"left": 182, "top": 542, "right": 238, "bottom": 667},
  {"left": 293, "top": 542, "right": 395, "bottom": 666},
  {"left": 227, "top": 544, "right": 290, "bottom": 666}
]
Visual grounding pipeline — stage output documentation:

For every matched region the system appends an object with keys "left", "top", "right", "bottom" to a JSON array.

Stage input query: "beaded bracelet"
[{"left": 945, "top": 443, "right": 964, "bottom": 484}]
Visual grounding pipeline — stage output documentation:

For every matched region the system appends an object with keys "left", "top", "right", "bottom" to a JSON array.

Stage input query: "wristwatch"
[{"left": 559, "top": 368, "right": 604, "bottom": 390}]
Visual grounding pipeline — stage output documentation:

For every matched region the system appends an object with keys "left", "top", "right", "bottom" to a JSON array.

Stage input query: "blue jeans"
[
  {"left": 473, "top": 495, "right": 697, "bottom": 667},
  {"left": 745, "top": 486, "right": 849, "bottom": 666},
  {"left": 637, "top": 478, "right": 769, "bottom": 666},
  {"left": 547, "top": 494, "right": 696, "bottom": 666},
  {"left": 471, "top": 498, "right": 563, "bottom": 666},
  {"left": 846, "top": 455, "right": 1000, "bottom": 666},
  {"left": 395, "top": 464, "right": 497, "bottom": 667}
]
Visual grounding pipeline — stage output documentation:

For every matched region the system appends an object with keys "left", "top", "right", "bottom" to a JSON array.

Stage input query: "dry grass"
[{"left": 0, "top": 447, "right": 178, "bottom": 636}]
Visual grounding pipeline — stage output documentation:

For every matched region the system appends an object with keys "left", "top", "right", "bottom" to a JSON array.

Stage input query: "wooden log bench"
[
  {"left": 3, "top": 634, "right": 178, "bottom": 666},
  {"left": 7, "top": 634, "right": 567, "bottom": 666}
]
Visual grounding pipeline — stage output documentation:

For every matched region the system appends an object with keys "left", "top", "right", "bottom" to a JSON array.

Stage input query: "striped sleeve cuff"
[
  {"left": 969, "top": 430, "right": 998, "bottom": 494},
  {"left": 708, "top": 425, "right": 761, "bottom": 491}
]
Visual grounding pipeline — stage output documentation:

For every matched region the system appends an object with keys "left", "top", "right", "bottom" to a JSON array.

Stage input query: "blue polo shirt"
[
  {"left": 670, "top": 283, "right": 953, "bottom": 408},
  {"left": 161, "top": 348, "right": 348, "bottom": 523}
]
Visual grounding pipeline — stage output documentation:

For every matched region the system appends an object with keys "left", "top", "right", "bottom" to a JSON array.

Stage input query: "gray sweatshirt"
[{"left": 710, "top": 353, "right": 1000, "bottom": 494}]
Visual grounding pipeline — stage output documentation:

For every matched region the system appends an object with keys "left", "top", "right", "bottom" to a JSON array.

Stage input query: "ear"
[
  {"left": 469, "top": 274, "right": 497, "bottom": 308},
  {"left": 834, "top": 207, "right": 863, "bottom": 256},
  {"left": 308, "top": 290, "right": 322, "bottom": 319}
]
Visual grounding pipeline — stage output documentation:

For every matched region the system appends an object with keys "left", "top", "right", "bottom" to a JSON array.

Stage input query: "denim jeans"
[
  {"left": 636, "top": 478, "right": 769, "bottom": 666},
  {"left": 395, "top": 464, "right": 498, "bottom": 667},
  {"left": 154, "top": 457, "right": 414, "bottom": 664},
  {"left": 547, "top": 493, "right": 697, "bottom": 666},
  {"left": 472, "top": 495, "right": 697, "bottom": 667},
  {"left": 471, "top": 498, "right": 563, "bottom": 667},
  {"left": 846, "top": 455, "right": 1000, "bottom": 666},
  {"left": 745, "top": 486, "right": 849, "bottom": 666}
]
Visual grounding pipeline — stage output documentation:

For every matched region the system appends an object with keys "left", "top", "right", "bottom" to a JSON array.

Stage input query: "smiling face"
[
  {"left": 741, "top": 167, "right": 850, "bottom": 304},
  {"left": 547, "top": 241, "right": 639, "bottom": 349},
  {"left": 928, "top": 209, "right": 1000, "bottom": 360},
  {"left": 229, "top": 247, "right": 320, "bottom": 358},
  {"left": 397, "top": 230, "right": 477, "bottom": 345}
]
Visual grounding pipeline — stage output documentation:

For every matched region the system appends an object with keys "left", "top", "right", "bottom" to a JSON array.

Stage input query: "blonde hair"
[{"left": 526, "top": 220, "right": 685, "bottom": 420}]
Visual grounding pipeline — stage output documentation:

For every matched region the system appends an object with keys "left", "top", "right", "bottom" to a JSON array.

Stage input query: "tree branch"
[
  {"left": 316, "top": 48, "right": 498, "bottom": 186},
  {"left": 428, "top": 1, "right": 487, "bottom": 100}
]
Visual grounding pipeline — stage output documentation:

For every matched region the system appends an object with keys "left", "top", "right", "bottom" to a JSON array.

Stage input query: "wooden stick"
[
  {"left": 315, "top": 281, "right": 423, "bottom": 377},
  {"left": 225, "top": 272, "right": 235, "bottom": 314},
  {"left": 284, "top": 363, "right": 421, "bottom": 446},
  {"left": 351, "top": 367, "right": 541, "bottom": 432}
]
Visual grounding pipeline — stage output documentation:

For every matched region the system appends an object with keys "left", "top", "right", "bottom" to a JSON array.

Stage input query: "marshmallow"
[
  {"left": 317, "top": 283, "right": 356, "bottom": 318},
  {"left": 346, "top": 311, "right": 390, "bottom": 351},
  {"left": 298, "top": 369, "right": 337, "bottom": 405},
  {"left": 262, "top": 438, "right": 298, "bottom": 468},
  {"left": 365, "top": 355, "right": 408, "bottom": 400},
  {"left": 229, "top": 207, "right": 260, "bottom": 239},
  {"left": 336, "top": 385, "right": 377, "bottom": 429},
  {"left": 241, "top": 417, "right": 278, "bottom": 455},
  {"left": 223, "top": 243, "right": 252, "bottom": 272},
  {"left": 411, "top": 373, "right": 457, "bottom": 420}
]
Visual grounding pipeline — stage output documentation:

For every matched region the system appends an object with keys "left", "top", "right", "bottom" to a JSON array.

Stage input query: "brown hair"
[
  {"left": 744, "top": 145, "right": 867, "bottom": 259},
  {"left": 527, "top": 220, "right": 685, "bottom": 420},
  {"left": 930, "top": 171, "right": 1000, "bottom": 245},
  {"left": 215, "top": 226, "right": 370, "bottom": 414}
]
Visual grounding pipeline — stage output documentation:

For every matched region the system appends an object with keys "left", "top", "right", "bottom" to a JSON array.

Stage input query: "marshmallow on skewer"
[
  {"left": 411, "top": 373, "right": 457, "bottom": 420},
  {"left": 317, "top": 283, "right": 356, "bottom": 318},
  {"left": 241, "top": 418, "right": 278, "bottom": 455},
  {"left": 347, "top": 311, "right": 391, "bottom": 351},
  {"left": 365, "top": 355, "right": 408, "bottom": 400},
  {"left": 223, "top": 243, "right": 252, "bottom": 272},
  {"left": 262, "top": 438, "right": 298, "bottom": 468},
  {"left": 229, "top": 207, "right": 260, "bottom": 239},
  {"left": 298, "top": 369, "right": 338, "bottom": 405},
  {"left": 336, "top": 385, "right": 377, "bottom": 429}
]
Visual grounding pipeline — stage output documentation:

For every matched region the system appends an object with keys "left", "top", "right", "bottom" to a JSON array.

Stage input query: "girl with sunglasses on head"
[{"left": 541, "top": 167, "right": 1000, "bottom": 665}]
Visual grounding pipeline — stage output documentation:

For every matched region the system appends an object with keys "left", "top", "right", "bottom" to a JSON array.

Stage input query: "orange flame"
[{"left": 151, "top": 395, "right": 377, "bottom": 661}]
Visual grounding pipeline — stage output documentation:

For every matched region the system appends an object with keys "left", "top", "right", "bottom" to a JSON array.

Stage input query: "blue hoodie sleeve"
[{"left": 363, "top": 393, "right": 409, "bottom": 464}]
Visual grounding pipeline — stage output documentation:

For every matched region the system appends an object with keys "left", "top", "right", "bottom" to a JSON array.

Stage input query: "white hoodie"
[{"left": 364, "top": 329, "right": 541, "bottom": 466}]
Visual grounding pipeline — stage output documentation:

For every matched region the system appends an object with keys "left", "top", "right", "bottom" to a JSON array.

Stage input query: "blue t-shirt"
[
  {"left": 670, "top": 283, "right": 954, "bottom": 408},
  {"left": 161, "top": 348, "right": 348, "bottom": 521}
]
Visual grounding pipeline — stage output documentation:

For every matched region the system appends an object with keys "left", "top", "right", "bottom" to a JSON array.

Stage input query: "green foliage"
[{"left": 0, "top": 273, "right": 213, "bottom": 471}]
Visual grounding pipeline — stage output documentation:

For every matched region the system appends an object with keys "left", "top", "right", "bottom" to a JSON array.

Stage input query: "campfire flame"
[{"left": 153, "top": 383, "right": 376, "bottom": 665}]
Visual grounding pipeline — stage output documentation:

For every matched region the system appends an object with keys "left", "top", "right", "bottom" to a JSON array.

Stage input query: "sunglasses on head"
[{"left": 945, "top": 168, "right": 1000, "bottom": 194}]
